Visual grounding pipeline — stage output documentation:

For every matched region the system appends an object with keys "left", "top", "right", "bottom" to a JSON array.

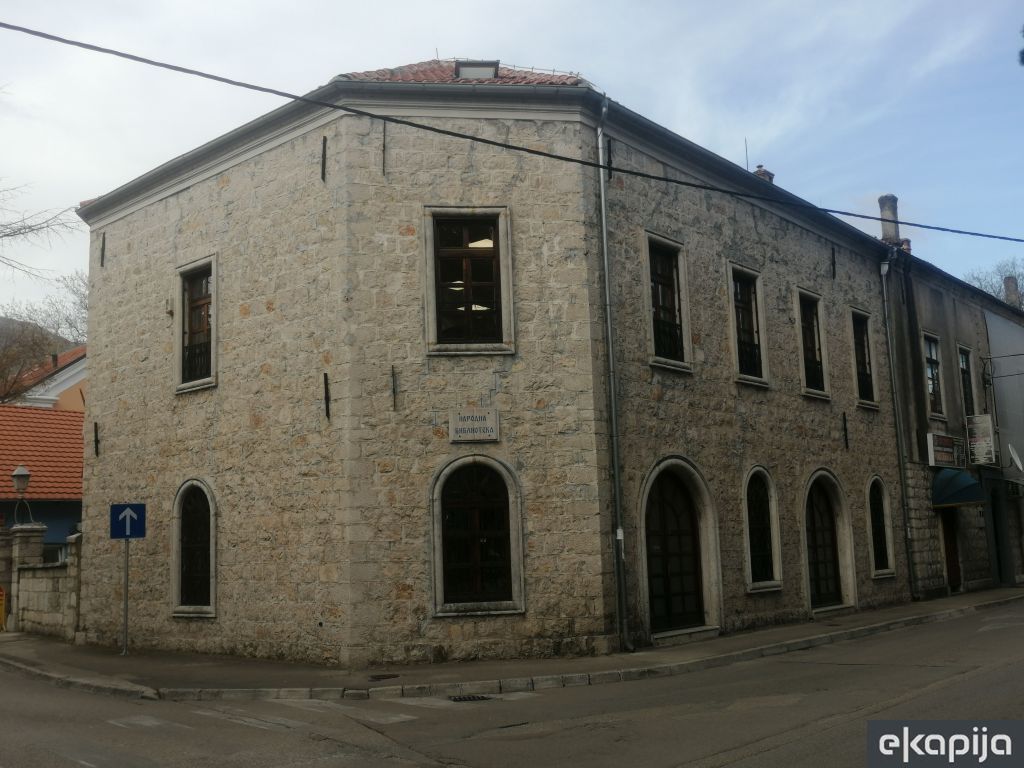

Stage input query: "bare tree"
[
  {"left": 0, "top": 186, "right": 79, "bottom": 277},
  {"left": 963, "top": 256, "right": 1024, "bottom": 308},
  {"left": 0, "top": 317, "right": 69, "bottom": 402},
  {"left": 0, "top": 269, "right": 87, "bottom": 402}
]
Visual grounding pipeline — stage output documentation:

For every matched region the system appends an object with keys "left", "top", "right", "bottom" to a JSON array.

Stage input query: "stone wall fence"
[{"left": 0, "top": 524, "right": 82, "bottom": 639}]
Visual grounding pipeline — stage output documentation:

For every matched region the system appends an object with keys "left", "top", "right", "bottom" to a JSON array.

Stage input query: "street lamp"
[{"left": 10, "top": 465, "right": 35, "bottom": 525}]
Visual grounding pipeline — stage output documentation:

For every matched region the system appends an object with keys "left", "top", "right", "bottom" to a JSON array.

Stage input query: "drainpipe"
[
  {"left": 880, "top": 250, "right": 919, "bottom": 600},
  {"left": 597, "top": 97, "right": 633, "bottom": 651}
]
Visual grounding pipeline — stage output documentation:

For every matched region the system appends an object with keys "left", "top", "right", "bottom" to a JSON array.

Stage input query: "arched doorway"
[
  {"left": 646, "top": 471, "right": 704, "bottom": 632},
  {"left": 806, "top": 478, "right": 842, "bottom": 608}
]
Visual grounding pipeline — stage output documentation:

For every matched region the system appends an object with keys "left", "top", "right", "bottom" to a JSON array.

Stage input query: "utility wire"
[{"left": 2, "top": 20, "right": 1023, "bottom": 245}]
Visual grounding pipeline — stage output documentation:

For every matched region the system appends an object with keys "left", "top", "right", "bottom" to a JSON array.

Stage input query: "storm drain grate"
[
  {"left": 449, "top": 695, "right": 492, "bottom": 702},
  {"left": 368, "top": 674, "right": 399, "bottom": 682}
]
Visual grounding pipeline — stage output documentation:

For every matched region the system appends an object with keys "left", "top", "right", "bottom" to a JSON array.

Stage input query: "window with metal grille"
[
  {"left": 179, "top": 486, "right": 211, "bottom": 607},
  {"left": 733, "top": 270, "right": 762, "bottom": 378},
  {"left": 649, "top": 240, "right": 685, "bottom": 362},
  {"left": 182, "top": 267, "right": 212, "bottom": 383},
  {"left": 959, "top": 348, "right": 975, "bottom": 416},
  {"left": 746, "top": 472, "right": 774, "bottom": 584},
  {"left": 852, "top": 312, "right": 874, "bottom": 401},
  {"left": 925, "top": 336, "right": 943, "bottom": 415},
  {"left": 441, "top": 464, "right": 512, "bottom": 604},
  {"left": 799, "top": 294, "right": 825, "bottom": 392},
  {"left": 434, "top": 218, "right": 501, "bottom": 344},
  {"left": 869, "top": 479, "right": 890, "bottom": 572}
]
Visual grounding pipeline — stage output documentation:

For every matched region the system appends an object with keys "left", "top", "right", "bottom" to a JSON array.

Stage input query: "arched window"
[
  {"left": 432, "top": 458, "right": 524, "bottom": 614},
  {"left": 868, "top": 479, "right": 892, "bottom": 574},
  {"left": 172, "top": 481, "right": 216, "bottom": 616},
  {"left": 746, "top": 471, "right": 777, "bottom": 586}
]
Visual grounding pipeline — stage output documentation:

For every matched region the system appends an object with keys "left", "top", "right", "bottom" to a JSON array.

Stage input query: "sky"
[{"left": 1, "top": 0, "right": 1022, "bottom": 306}]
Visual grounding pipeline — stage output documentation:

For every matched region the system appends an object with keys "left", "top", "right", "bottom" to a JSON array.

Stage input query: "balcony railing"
[
  {"left": 737, "top": 339, "right": 762, "bottom": 378},
  {"left": 182, "top": 340, "right": 211, "bottom": 383}
]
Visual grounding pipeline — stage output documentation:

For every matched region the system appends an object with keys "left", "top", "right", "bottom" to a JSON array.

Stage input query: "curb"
[
  {"left": 0, "top": 653, "right": 159, "bottom": 700},
  {"left": 5, "top": 593, "right": 1023, "bottom": 703}
]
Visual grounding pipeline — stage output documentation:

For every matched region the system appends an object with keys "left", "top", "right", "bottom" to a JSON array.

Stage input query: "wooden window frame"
[
  {"left": 423, "top": 207, "right": 514, "bottom": 355},
  {"left": 175, "top": 255, "right": 217, "bottom": 393},
  {"left": 867, "top": 477, "right": 895, "bottom": 577},
  {"left": 643, "top": 233, "right": 692, "bottom": 372},
  {"left": 431, "top": 456, "right": 525, "bottom": 616},
  {"left": 729, "top": 264, "right": 768, "bottom": 385},
  {"left": 797, "top": 290, "right": 829, "bottom": 397},
  {"left": 743, "top": 467, "right": 782, "bottom": 592},
  {"left": 923, "top": 333, "right": 944, "bottom": 417},
  {"left": 958, "top": 346, "right": 976, "bottom": 417},
  {"left": 851, "top": 310, "right": 876, "bottom": 405},
  {"left": 171, "top": 479, "right": 217, "bottom": 617}
]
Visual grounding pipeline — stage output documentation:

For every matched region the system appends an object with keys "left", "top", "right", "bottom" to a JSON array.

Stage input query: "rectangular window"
[
  {"left": 182, "top": 265, "right": 213, "bottom": 385},
  {"left": 799, "top": 294, "right": 825, "bottom": 392},
  {"left": 852, "top": 312, "right": 874, "bottom": 402},
  {"left": 649, "top": 240, "right": 685, "bottom": 362},
  {"left": 434, "top": 218, "right": 501, "bottom": 344},
  {"left": 424, "top": 208, "right": 514, "bottom": 355},
  {"left": 925, "top": 335, "right": 943, "bottom": 415},
  {"left": 959, "top": 348, "right": 975, "bottom": 416},
  {"left": 733, "top": 269, "right": 763, "bottom": 379}
]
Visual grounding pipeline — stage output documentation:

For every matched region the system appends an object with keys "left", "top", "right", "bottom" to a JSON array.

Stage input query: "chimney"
[
  {"left": 753, "top": 164, "right": 775, "bottom": 184},
  {"left": 1005, "top": 276, "right": 1021, "bottom": 309},
  {"left": 878, "top": 194, "right": 900, "bottom": 244}
]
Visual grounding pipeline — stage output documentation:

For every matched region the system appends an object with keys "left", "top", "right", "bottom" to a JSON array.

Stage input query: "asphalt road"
[{"left": 3, "top": 603, "right": 1024, "bottom": 767}]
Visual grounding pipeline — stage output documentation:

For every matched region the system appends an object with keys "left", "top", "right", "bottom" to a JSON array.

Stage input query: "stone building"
[
  {"left": 880, "top": 198, "right": 1024, "bottom": 598},
  {"left": 76, "top": 60, "right": 911, "bottom": 666}
]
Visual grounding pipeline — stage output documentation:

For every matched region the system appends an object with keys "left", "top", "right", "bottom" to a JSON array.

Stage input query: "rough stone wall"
[
  {"left": 13, "top": 533, "right": 79, "bottom": 638},
  {"left": 332, "top": 115, "right": 615, "bottom": 664},
  {"left": 17, "top": 564, "right": 71, "bottom": 637},
  {"left": 81, "top": 109, "right": 616, "bottom": 665},
  {"left": 591, "top": 134, "right": 910, "bottom": 638},
  {"left": 903, "top": 462, "right": 947, "bottom": 596}
]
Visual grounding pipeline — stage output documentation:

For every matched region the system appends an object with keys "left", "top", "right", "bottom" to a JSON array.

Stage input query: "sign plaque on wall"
[
  {"left": 449, "top": 407, "right": 500, "bottom": 443},
  {"left": 927, "top": 433, "right": 967, "bottom": 469},
  {"left": 966, "top": 414, "right": 997, "bottom": 466}
]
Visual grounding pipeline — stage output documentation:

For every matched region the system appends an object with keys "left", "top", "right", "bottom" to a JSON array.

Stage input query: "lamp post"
[{"left": 10, "top": 465, "right": 35, "bottom": 525}]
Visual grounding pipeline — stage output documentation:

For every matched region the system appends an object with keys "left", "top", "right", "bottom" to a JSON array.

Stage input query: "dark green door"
[
  {"left": 646, "top": 473, "right": 704, "bottom": 632},
  {"left": 806, "top": 481, "right": 842, "bottom": 608}
]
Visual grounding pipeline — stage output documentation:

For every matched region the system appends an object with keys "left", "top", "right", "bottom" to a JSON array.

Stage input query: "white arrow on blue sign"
[{"left": 110, "top": 504, "right": 146, "bottom": 539}]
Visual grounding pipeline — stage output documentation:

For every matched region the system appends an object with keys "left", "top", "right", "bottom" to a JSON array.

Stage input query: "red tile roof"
[
  {"left": 0, "top": 406, "right": 84, "bottom": 500},
  {"left": 16, "top": 344, "right": 87, "bottom": 391},
  {"left": 335, "top": 59, "right": 586, "bottom": 86}
]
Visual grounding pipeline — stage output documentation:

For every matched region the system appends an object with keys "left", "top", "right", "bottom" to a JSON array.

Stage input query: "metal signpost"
[{"left": 110, "top": 504, "right": 146, "bottom": 655}]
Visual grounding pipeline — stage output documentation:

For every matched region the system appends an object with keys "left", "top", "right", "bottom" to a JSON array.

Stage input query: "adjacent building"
[
  {"left": 880, "top": 200, "right": 1024, "bottom": 598},
  {"left": 76, "top": 60, "right": 931, "bottom": 665}
]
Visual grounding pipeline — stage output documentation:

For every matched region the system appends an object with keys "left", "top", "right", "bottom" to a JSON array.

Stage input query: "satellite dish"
[{"left": 1009, "top": 443, "right": 1023, "bottom": 473}]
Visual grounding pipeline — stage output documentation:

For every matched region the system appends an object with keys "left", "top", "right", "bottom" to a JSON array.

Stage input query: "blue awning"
[{"left": 932, "top": 468, "right": 985, "bottom": 509}]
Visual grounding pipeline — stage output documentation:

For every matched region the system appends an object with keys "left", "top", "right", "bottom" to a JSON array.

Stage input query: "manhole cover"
[{"left": 449, "top": 695, "right": 492, "bottom": 702}]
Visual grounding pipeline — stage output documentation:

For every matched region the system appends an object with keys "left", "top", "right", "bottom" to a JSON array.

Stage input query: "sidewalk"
[{"left": 1, "top": 588, "right": 1022, "bottom": 702}]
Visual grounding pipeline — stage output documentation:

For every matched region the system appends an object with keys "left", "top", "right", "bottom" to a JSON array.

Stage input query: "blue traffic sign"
[{"left": 110, "top": 504, "right": 146, "bottom": 539}]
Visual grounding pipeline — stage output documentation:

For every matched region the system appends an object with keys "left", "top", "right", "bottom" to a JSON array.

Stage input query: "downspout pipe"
[
  {"left": 880, "top": 249, "right": 919, "bottom": 600},
  {"left": 597, "top": 97, "right": 633, "bottom": 651}
]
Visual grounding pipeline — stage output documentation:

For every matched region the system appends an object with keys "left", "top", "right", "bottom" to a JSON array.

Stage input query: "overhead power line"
[{"left": 2, "top": 20, "right": 1022, "bottom": 246}]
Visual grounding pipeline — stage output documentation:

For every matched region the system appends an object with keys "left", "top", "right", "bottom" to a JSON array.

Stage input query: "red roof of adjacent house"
[
  {"left": 335, "top": 59, "right": 586, "bottom": 87},
  {"left": 16, "top": 344, "right": 87, "bottom": 391},
  {"left": 0, "top": 406, "right": 84, "bottom": 500}
]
